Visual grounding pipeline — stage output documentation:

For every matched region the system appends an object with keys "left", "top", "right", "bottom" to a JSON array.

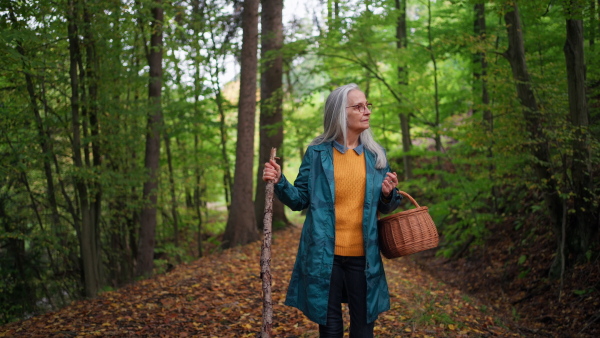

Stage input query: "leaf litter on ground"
[{"left": 1, "top": 225, "right": 522, "bottom": 337}]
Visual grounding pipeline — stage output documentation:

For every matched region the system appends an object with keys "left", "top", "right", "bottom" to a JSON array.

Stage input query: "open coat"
[{"left": 274, "top": 142, "right": 402, "bottom": 325}]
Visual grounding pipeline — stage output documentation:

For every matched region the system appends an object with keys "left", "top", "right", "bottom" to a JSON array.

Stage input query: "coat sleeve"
[{"left": 274, "top": 148, "right": 311, "bottom": 211}]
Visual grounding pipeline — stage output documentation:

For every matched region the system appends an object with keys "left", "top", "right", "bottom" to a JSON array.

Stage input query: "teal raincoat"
[{"left": 274, "top": 142, "right": 402, "bottom": 325}]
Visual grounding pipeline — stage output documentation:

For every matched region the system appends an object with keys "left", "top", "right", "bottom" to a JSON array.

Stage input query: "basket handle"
[
  {"left": 378, "top": 190, "right": 423, "bottom": 220},
  {"left": 398, "top": 190, "right": 421, "bottom": 208}
]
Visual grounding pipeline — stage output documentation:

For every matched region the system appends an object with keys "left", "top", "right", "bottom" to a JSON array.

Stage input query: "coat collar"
[{"left": 333, "top": 140, "right": 364, "bottom": 155}]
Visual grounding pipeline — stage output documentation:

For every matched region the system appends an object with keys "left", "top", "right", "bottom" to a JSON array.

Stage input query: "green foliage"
[
  {"left": 1, "top": 0, "right": 599, "bottom": 324},
  {"left": 572, "top": 288, "right": 596, "bottom": 296}
]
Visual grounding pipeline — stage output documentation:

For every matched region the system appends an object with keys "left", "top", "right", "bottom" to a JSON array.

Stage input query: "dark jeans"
[{"left": 319, "top": 255, "right": 375, "bottom": 338}]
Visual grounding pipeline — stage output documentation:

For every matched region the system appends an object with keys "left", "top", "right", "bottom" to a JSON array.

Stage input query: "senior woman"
[{"left": 262, "top": 83, "right": 402, "bottom": 337}]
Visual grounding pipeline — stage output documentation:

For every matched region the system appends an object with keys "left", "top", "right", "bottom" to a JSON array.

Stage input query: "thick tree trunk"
[
  {"left": 68, "top": 0, "right": 99, "bottom": 297},
  {"left": 255, "top": 0, "right": 288, "bottom": 229},
  {"left": 137, "top": 0, "right": 164, "bottom": 278},
  {"left": 222, "top": 0, "right": 260, "bottom": 248},
  {"left": 563, "top": 2, "right": 597, "bottom": 259},
  {"left": 396, "top": 0, "right": 413, "bottom": 181}
]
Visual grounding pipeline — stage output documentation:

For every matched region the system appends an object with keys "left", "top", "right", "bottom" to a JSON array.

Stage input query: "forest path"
[{"left": 1, "top": 226, "right": 522, "bottom": 337}]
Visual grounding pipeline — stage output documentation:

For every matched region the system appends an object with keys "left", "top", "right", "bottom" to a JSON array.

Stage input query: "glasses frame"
[{"left": 346, "top": 102, "right": 373, "bottom": 113}]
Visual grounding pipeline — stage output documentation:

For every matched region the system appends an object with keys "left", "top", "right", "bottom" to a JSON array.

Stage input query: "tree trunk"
[
  {"left": 164, "top": 132, "right": 179, "bottom": 246},
  {"left": 474, "top": 2, "right": 492, "bottom": 127},
  {"left": 327, "top": 0, "right": 333, "bottom": 27},
  {"left": 590, "top": 0, "right": 596, "bottom": 46},
  {"left": 67, "top": 0, "right": 99, "bottom": 297},
  {"left": 502, "top": 4, "right": 565, "bottom": 276},
  {"left": 222, "top": 0, "right": 260, "bottom": 249},
  {"left": 395, "top": 0, "right": 413, "bottom": 181},
  {"left": 427, "top": 1, "right": 443, "bottom": 168},
  {"left": 83, "top": 3, "right": 103, "bottom": 289},
  {"left": 205, "top": 9, "right": 234, "bottom": 208},
  {"left": 474, "top": 2, "right": 497, "bottom": 212},
  {"left": 192, "top": 0, "right": 206, "bottom": 258},
  {"left": 217, "top": 89, "right": 233, "bottom": 207},
  {"left": 136, "top": 0, "right": 164, "bottom": 278},
  {"left": 563, "top": 1, "right": 597, "bottom": 259},
  {"left": 7, "top": 5, "right": 62, "bottom": 237},
  {"left": 194, "top": 134, "right": 204, "bottom": 257},
  {"left": 255, "top": 0, "right": 288, "bottom": 229}
]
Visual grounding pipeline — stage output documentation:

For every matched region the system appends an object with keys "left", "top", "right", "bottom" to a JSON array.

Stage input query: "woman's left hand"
[{"left": 381, "top": 172, "right": 398, "bottom": 198}]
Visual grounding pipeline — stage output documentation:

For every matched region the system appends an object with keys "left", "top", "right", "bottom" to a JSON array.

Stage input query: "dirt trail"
[{"left": 1, "top": 226, "right": 522, "bottom": 337}]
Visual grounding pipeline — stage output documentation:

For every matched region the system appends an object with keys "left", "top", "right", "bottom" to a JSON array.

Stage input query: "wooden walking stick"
[{"left": 260, "top": 148, "right": 277, "bottom": 338}]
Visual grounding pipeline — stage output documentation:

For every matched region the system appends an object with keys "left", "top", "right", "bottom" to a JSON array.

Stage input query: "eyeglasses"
[{"left": 346, "top": 103, "right": 373, "bottom": 113}]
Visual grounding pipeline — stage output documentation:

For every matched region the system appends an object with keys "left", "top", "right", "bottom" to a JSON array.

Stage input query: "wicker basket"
[{"left": 378, "top": 191, "right": 439, "bottom": 259}]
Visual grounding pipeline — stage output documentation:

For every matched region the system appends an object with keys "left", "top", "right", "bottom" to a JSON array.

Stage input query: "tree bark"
[
  {"left": 563, "top": 1, "right": 597, "bottom": 259},
  {"left": 427, "top": 1, "right": 443, "bottom": 167},
  {"left": 474, "top": 2, "right": 492, "bottom": 127},
  {"left": 164, "top": 132, "right": 179, "bottom": 246},
  {"left": 474, "top": 2, "right": 497, "bottom": 211},
  {"left": 502, "top": 4, "right": 565, "bottom": 276},
  {"left": 83, "top": 2, "right": 103, "bottom": 288},
  {"left": 137, "top": 0, "right": 164, "bottom": 278},
  {"left": 255, "top": 0, "right": 288, "bottom": 229},
  {"left": 222, "top": 0, "right": 260, "bottom": 248},
  {"left": 67, "top": 0, "right": 100, "bottom": 297},
  {"left": 191, "top": 0, "right": 207, "bottom": 258},
  {"left": 395, "top": 0, "right": 413, "bottom": 181},
  {"left": 590, "top": 0, "right": 596, "bottom": 46},
  {"left": 194, "top": 135, "right": 204, "bottom": 258},
  {"left": 217, "top": 89, "right": 233, "bottom": 207}
]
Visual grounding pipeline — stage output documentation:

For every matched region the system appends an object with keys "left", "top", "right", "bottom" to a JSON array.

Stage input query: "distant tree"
[
  {"left": 473, "top": 1, "right": 491, "bottom": 128},
  {"left": 67, "top": 0, "right": 101, "bottom": 297},
  {"left": 136, "top": 0, "right": 164, "bottom": 278},
  {"left": 222, "top": 0, "right": 260, "bottom": 248},
  {"left": 395, "top": 0, "right": 413, "bottom": 181},
  {"left": 504, "top": 4, "right": 597, "bottom": 277},
  {"left": 562, "top": 0, "right": 597, "bottom": 266}
]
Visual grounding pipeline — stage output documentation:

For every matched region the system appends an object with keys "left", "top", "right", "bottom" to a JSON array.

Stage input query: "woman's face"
[{"left": 346, "top": 90, "right": 371, "bottom": 135}]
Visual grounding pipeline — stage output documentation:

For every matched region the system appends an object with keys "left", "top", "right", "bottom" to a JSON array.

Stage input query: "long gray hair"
[{"left": 310, "top": 83, "right": 387, "bottom": 169}]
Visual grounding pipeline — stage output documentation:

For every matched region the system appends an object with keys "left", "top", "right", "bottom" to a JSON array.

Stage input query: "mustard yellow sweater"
[{"left": 333, "top": 147, "right": 366, "bottom": 256}]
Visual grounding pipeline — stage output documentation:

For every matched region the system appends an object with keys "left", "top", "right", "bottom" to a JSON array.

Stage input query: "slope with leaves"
[{"left": 1, "top": 225, "right": 521, "bottom": 337}]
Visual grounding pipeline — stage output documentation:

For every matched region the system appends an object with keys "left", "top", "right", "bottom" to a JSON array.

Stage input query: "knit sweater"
[{"left": 333, "top": 147, "right": 366, "bottom": 256}]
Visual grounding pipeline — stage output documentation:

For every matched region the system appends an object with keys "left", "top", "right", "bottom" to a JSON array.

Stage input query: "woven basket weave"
[{"left": 378, "top": 191, "right": 439, "bottom": 259}]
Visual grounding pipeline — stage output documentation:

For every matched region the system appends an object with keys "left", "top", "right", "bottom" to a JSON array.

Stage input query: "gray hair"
[{"left": 310, "top": 83, "right": 387, "bottom": 169}]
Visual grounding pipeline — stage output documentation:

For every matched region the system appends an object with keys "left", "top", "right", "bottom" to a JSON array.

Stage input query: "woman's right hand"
[{"left": 262, "top": 159, "right": 281, "bottom": 183}]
